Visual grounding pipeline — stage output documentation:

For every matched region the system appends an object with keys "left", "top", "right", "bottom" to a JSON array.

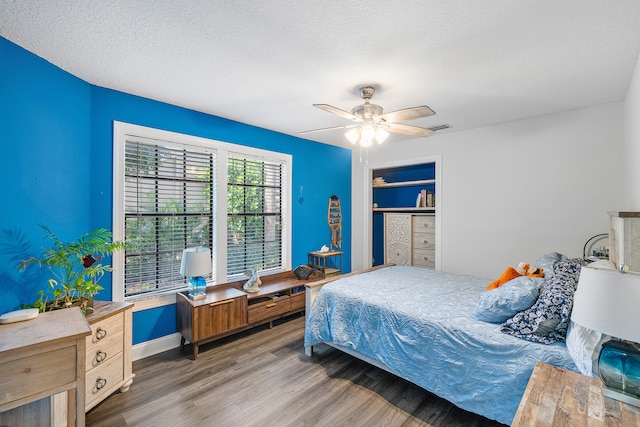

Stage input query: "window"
[
  {"left": 123, "top": 138, "right": 214, "bottom": 297},
  {"left": 227, "top": 155, "right": 283, "bottom": 277},
  {"left": 113, "top": 122, "right": 291, "bottom": 303}
]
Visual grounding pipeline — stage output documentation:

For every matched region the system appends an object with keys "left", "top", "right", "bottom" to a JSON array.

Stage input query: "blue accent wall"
[
  {"left": 0, "top": 37, "right": 92, "bottom": 312},
  {"left": 0, "top": 36, "right": 351, "bottom": 345}
]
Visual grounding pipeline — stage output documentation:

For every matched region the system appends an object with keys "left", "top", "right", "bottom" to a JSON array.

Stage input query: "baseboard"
[{"left": 132, "top": 332, "right": 182, "bottom": 361}]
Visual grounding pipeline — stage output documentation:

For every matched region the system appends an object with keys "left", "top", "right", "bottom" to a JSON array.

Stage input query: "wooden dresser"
[
  {"left": 513, "top": 362, "right": 640, "bottom": 426},
  {"left": 83, "top": 301, "right": 135, "bottom": 411},
  {"left": 0, "top": 307, "right": 91, "bottom": 426},
  {"left": 384, "top": 213, "right": 435, "bottom": 269}
]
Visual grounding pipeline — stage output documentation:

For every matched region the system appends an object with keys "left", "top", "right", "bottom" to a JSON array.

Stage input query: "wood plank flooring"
[{"left": 86, "top": 315, "right": 506, "bottom": 427}]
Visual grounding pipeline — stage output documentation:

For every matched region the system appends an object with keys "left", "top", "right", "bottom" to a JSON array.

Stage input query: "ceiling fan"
[{"left": 300, "top": 86, "right": 449, "bottom": 147}]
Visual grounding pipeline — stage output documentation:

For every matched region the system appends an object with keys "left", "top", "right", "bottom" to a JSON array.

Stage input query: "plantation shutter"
[
  {"left": 227, "top": 155, "right": 284, "bottom": 278},
  {"left": 124, "top": 138, "right": 215, "bottom": 297}
]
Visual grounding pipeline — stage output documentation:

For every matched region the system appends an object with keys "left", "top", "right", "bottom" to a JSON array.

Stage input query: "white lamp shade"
[
  {"left": 571, "top": 266, "right": 640, "bottom": 343},
  {"left": 345, "top": 127, "right": 360, "bottom": 144},
  {"left": 375, "top": 128, "right": 390, "bottom": 144},
  {"left": 180, "top": 247, "right": 212, "bottom": 277}
]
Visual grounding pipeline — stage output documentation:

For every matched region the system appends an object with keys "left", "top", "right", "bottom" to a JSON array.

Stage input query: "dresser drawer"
[
  {"left": 86, "top": 351, "right": 124, "bottom": 407},
  {"left": 248, "top": 294, "right": 291, "bottom": 323},
  {"left": 0, "top": 344, "right": 77, "bottom": 407},
  {"left": 86, "top": 313, "right": 123, "bottom": 370},
  {"left": 290, "top": 291, "right": 305, "bottom": 311},
  {"left": 412, "top": 232, "right": 435, "bottom": 250},
  {"left": 412, "top": 215, "right": 435, "bottom": 232},
  {"left": 413, "top": 249, "right": 435, "bottom": 268}
]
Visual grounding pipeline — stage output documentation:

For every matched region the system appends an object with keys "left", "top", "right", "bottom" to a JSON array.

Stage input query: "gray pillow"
[
  {"left": 534, "top": 252, "right": 567, "bottom": 280},
  {"left": 474, "top": 276, "right": 542, "bottom": 323}
]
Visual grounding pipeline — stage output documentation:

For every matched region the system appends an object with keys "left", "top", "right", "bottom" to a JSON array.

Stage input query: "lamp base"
[
  {"left": 602, "top": 385, "right": 640, "bottom": 408},
  {"left": 598, "top": 340, "right": 640, "bottom": 408},
  {"left": 188, "top": 276, "right": 207, "bottom": 300}
]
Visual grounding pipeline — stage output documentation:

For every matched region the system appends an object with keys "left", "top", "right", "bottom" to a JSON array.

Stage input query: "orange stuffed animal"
[{"left": 486, "top": 262, "right": 544, "bottom": 290}]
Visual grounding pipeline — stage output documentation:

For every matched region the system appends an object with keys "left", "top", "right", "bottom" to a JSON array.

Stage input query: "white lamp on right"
[{"left": 571, "top": 266, "right": 640, "bottom": 406}]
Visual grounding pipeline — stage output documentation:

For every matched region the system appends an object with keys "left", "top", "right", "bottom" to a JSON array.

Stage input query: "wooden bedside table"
[
  {"left": 308, "top": 250, "right": 342, "bottom": 278},
  {"left": 512, "top": 361, "right": 640, "bottom": 426}
]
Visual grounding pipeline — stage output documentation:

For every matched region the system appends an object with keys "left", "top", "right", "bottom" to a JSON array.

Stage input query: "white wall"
[
  {"left": 352, "top": 102, "right": 626, "bottom": 279},
  {"left": 624, "top": 52, "right": 640, "bottom": 210}
]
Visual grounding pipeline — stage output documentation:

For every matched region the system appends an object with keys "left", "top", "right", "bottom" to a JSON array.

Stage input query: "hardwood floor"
[{"left": 86, "top": 315, "right": 506, "bottom": 427}]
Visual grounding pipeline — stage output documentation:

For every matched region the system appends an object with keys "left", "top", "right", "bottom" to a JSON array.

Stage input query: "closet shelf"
[
  {"left": 373, "top": 207, "right": 435, "bottom": 212},
  {"left": 372, "top": 179, "right": 435, "bottom": 188}
]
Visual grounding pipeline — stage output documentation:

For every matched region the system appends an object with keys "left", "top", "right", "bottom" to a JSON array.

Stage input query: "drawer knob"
[
  {"left": 94, "top": 377, "right": 107, "bottom": 391},
  {"left": 423, "top": 240, "right": 429, "bottom": 244},
  {"left": 95, "top": 327, "right": 107, "bottom": 341},
  {"left": 265, "top": 303, "right": 277, "bottom": 308},
  {"left": 424, "top": 256, "right": 429, "bottom": 260},
  {"left": 95, "top": 350, "right": 107, "bottom": 363}
]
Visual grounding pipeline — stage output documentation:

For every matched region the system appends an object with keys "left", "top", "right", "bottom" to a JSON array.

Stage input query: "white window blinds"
[
  {"left": 124, "top": 138, "right": 214, "bottom": 297},
  {"left": 227, "top": 155, "right": 284, "bottom": 277}
]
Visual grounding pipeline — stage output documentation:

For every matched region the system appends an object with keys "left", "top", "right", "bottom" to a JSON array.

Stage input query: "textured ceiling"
[{"left": 2, "top": 1, "right": 640, "bottom": 148}]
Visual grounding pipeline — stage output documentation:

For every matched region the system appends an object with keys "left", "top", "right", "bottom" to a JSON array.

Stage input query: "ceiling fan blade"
[
  {"left": 387, "top": 123, "right": 434, "bottom": 137},
  {"left": 299, "top": 124, "right": 357, "bottom": 135},
  {"left": 314, "top": 104, "right": 361, "bottom": 122},
  {"left": 378, "top": 106, "right": 435, "bottom": 123}
]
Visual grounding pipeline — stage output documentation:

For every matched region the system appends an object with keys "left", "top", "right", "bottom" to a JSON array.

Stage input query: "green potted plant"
[{"left": 20, "top": 225, "right": 126, "bottom": 314}]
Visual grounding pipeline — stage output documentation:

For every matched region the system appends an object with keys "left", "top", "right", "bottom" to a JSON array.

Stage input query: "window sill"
[{"left": 126, "top": 291, "right": 181, "bottom": 313}]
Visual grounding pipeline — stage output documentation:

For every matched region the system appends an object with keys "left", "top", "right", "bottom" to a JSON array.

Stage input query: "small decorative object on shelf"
[
  {"left": 180, "top": 247, "right": 212, "bottom": 300},
  {"left": 243, "top": 267, "right": 262, "bottom": 292},
  {"left": 294, "top": 264, "right": 314, "bottom": 280},
  {"left": 415, "top": 189, "right": 434, "bottom": 208}
]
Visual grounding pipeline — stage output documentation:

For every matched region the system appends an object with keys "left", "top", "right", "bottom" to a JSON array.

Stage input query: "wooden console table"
[
  {"left": 512, "top": 362, "right": 640, "bottom": 426},
  {"left": 177, "top": 270, "right": 310, "bottom": 360},
  {"left": 0, "top": 307, "right": 91, "bottom": 426}
]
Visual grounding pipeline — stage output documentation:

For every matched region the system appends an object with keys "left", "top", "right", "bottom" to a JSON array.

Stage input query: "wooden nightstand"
[
  {"left": 512, "top": 362, "right": 640, "bottom": 426},
  {"left": 308, "top": 250, "right": 342, "bottom": 278}
]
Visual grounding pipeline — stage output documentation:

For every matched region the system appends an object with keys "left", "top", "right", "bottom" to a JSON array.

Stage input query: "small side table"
[
  {"left": 512, "top": 361, "right": 640, "bottom": 426},
  {"left": 308, "top": 250, "right": 343, "bottom": 278}
]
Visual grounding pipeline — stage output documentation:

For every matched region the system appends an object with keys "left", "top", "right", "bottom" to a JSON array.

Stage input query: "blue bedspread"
[{"left": 304, "top": 266, "right": 577, "bottom": 425}]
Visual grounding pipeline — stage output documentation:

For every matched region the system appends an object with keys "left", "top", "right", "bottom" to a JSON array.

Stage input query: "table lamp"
[
  {"left": 571, "top": 266, "right": 640, "bottom": 407},
  {"left": 180, "top": 247, "right": 212, "bottom": 300}
]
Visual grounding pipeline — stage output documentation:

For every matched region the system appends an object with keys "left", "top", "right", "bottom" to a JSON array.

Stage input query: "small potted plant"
[{"left": 20, "top": 225, "right": 126, "bottom": 314}]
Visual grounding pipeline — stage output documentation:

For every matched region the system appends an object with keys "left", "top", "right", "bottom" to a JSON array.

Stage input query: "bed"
[{"left": 304, "top": 263, "right": 580, "bottom": 425}]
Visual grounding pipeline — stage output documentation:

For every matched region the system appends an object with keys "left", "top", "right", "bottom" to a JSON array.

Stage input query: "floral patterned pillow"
[{"left": 500, "top": 259, "right": 584, "bottom": 344}]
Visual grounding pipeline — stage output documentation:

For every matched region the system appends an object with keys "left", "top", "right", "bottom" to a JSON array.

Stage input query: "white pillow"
[
  {"left": 566, "top": 321, "right": 610, "bottom": 377},
  {"left": 566, "top": 260, "right": 615, "bottom": 376}
]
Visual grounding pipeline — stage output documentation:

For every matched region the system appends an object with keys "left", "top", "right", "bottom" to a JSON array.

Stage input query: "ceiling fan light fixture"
[
  {"left": 360, "top": 124, "right": 376, "bottom": 142},
  {"left": 375, "top": 127, "right": 389, "bottom": 144},
  {"left": 305, "top": 86, "right": 442, "bottom": 148},
  {"left": 345, "top": 127, "right": 360, "bottom": 144},
  {"left": 359, "top": 136, "right": 374, "bottom": 147}
]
